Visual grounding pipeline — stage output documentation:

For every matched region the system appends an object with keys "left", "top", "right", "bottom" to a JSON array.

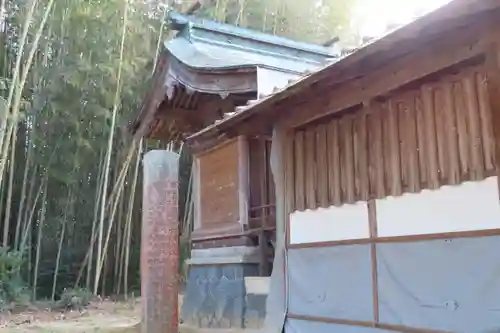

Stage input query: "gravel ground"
[{"left": 0, "top": 299, "right": 259, "bottom": 333}]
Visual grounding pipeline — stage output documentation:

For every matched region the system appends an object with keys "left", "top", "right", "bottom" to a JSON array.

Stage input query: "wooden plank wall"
[
  {"left": 287, "top": 64, "right": 496, "bottom": 212},
  {"left": 199, "top": 140, "right": 240, "bottom": 226}
]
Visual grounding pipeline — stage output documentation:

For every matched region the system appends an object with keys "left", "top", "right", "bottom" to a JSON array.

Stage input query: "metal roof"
[
  {"left": 130, "top": 11, "right": 339, "bottom": 139},
  {"left": 165, "top": 11, "right": 338, "bottom": 75}
]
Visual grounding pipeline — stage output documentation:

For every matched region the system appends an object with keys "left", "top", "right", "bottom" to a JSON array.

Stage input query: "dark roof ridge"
[{"left": 167, "top": 11, "right": 337, "bottom": 58}]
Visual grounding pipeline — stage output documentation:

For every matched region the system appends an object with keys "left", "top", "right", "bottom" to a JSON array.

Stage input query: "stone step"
[
  {"left": 244, "top": 277, "right": 270, "bottom": 296},
  {"left": 243, "top": 277, "right": 270, "bottom": 329}
]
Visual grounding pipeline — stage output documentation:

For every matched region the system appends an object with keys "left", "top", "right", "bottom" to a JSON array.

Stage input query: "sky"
[{"left": 354, "top": 0, "right": 453, "bottom": 37}]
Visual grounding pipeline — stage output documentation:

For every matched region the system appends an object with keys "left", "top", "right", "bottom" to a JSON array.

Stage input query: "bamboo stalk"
[
  {"left": 19, "top": 178, "right": 43, "bottom": 255},
  {"left": 2, "top": 125, "right": 17, "bottom": 247},
  {"left": 101, "top": 251, "right": 108, "bottom": 296},
  {"left": 77, "top": 145, "right": 133, "bottom": 290},
  {"left": 32, "top": 178, "right": 48, "bottom": 300},
  {"left": 19, "top": 136, "right": 60, "bottom": 254},
  {"left": 114, "top": 177, "right": 126, "bottom": 293},
  {"left": 152, "top": 3, "right": 169, "bottom": 74},
  {"left": 0, "top": 169, "right": 5, "bottom": 245},
  {"left": 95, "top": 142, "right": 134, "bottom": 291},
  {"left": 94, "top": 0, "right": 129, "bottom": 295},
  {"left": 121, "top": 139, "right": 142, "bottom": 298},
  {"left": 0, "top": 0, "right": 38, "bottom": 155},
  {"left": 235, "top": 0, "right": 247, "bottom": 26},
  {"left": 87, "top": 151, "right": 105, "bottom": 290},
  {"left": 50, "top": 137, "right": 79, "bottom": 301},
  {"left": 14, "top": 126, "right": 34, "bottom": 250},
  {"left": 18, "top": 164, "right": 36, "bottom": 251},
  {"left": 0, "top": 0, "right": 56, "bottom": 185},
  {"left": 51, "top": 193, "right": 69, "bottom": 301}
]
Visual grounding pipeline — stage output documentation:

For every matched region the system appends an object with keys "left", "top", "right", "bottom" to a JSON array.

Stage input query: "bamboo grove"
[{"left": 0, "top": 0, "right": 356, "bottom": 306}]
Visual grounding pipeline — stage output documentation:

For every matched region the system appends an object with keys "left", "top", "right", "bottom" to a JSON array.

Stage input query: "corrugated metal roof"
[
  {"left": 166, "top": 11, "right": 338, "bottom": 75},
  {"left": 168, "top": 11, "right": 337, "bottom": 57}
]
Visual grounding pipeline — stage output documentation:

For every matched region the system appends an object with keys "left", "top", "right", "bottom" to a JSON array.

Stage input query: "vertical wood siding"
[{"left": 286, "top": 65, "right": 496, "bottom": 212}]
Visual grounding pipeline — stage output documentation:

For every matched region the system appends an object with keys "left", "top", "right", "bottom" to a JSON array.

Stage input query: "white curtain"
[{"left": 261, "top": 127, "right": 288, "bottom": 333}]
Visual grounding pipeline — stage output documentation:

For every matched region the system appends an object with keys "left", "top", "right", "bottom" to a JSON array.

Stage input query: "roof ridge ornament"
[{"left": 167, "top": 11, "right": 190, "bottom": 31}]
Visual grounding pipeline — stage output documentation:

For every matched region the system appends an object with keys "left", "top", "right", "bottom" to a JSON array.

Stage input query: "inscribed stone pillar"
[{"left": 141, "top": 150, "right": 179, "bottom": 333}]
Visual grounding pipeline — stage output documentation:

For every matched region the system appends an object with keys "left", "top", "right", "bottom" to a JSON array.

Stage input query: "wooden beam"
[
  {"left": 484, "top": 42, "right": 500, "bottom": 190},
  {"left": 156, "top": 107, "right": 195, "bottom": 118},
  {"left": 188, "top": 132, "right": 231, "bottom": 156},
  {"left": 258, "top": 230, "right": 270, "bottom": 276},
  {"left": 258, "top": 138, "right": 270, "bottom": 277},
  {"left": 193, "top": 157, "right": 202, "bottom": 230},
  {"left": 287, "top": 228, "right": 500, "bottom": 249},
  {"left": 280, "top": 20, "right": 495, "bottom": 129},
  {"left": 368, "top": 200, "right": 379, "bottom": 323},
  {"left": 191, "top": 223, "right": 245, "bottom": 241},
  {"left": 287, "top": 313, "right": 450, "bottom": 333},
  {"left": 226, "top": 118, "right": 273, "bottom": 138}
]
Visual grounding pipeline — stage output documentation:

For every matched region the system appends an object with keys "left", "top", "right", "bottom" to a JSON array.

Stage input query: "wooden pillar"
[
  {"left": 259, "top": 138, "right": 270, "bottom": 276},
  {"left": 192, "top": 156, "right": 202, "bottom": 230},
  {"left": 141, "top": 150, "right": 179, "bottom": 333},
  {"left": 485, "top": 43, "right": 500, "bottom": 191},
  {"left": 238, "top": 136, "right": 250, "bottom": 226},
  {"left": 271, "top": 128, "right": 286, "bottom": 247}
]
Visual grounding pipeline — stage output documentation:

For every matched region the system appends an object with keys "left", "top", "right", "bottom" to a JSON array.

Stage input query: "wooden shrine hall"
[
  {"left": 130, "top": 10, "right": 337, "bottom": 329},
  {"left": 186, "top": 0, "right": 500, "bottom": 332}
]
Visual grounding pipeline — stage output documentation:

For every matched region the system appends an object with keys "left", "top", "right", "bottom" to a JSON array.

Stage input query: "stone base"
[
  {"left": 181, "top": 263, "right": 258, "bottom": 328},
  {"left": 181, "top": 246, "right": 270, "bottom": 329},
  {"left": 243, "top": 277, "right": 269, "bottom": 328}
]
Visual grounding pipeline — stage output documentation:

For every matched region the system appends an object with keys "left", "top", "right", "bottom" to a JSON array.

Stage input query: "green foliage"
[
  {"left": 0, "top": 0, "right": 359, "bottom": 304},
  {"left": 0, "top": 0, "right": 166, "bottom": 300},
  {"left": 55, "top": 287, "right": 94, "bottom": 310},
  {"left": 198, "top": 0, "right": 358, "bottom": 44},
  {"left": 0, "top": 247, "right": 30, "bottom": 311}
]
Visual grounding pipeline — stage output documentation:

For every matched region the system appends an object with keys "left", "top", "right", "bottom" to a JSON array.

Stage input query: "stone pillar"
[{"left": 141, "top": 150, "right": 179, "bottom": 333}]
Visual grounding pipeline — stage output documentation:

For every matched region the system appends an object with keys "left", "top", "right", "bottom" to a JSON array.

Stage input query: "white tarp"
[{"left": 260, "top": 128, "right": 287, "bottom": 333}]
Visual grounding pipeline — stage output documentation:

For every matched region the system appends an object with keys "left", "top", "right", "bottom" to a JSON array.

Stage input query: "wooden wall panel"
[
  {"left": 442, "top": 81, "right": 461, "bottom": 185},
  {"left": 288, "top": 64, "right": 496, "bottom": 212},
  {"left": 453, "top": 79, "right": 471, "bottom": 179},
  {"left": 248, "top": 139, "right": 264, "bottom": 213},
  {"left": 354, "top": 113, "right": 369, "bottom": 201},
  {"left": 316, "top": 124, "right": 329, "bottom": 208},
  {"left": 341, "top": 116, "right": 356, "bottom": 204},
  {"left": 199, "top": 140, "right": 239, "bottom": 226},
  {"left": 422, "top": 84, "right": 441, "bottom": 189},
  {"left": 305, "top": 128, "right": 317, "bottom": 209},
  {"left": 367, "top": 106, "right": 385, "bottom": 199},
  {"left": 285, "top": 133, "right": 295, "bottom": 216},
  {"left": 477, "top": 71, "right": 496, "bottom": 172},
  {"left": 265, "top": 140, "right": 276, "bottom": 210},
  {"left": 294, "top": 131, "right": 306, "bottom": 211},
  {"left": 248, "top": 138, "right": 275, "bottom": 225},
  {"left": 398, "top": 94, "right": 420, "bottom": 192},
  {"left": 327, "top": 120, "right": 341, "bottom": 206}
]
